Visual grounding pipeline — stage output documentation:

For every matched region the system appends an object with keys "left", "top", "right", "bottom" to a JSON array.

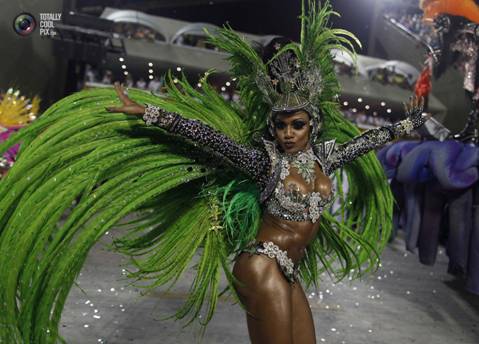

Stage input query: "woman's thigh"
[
  {"left": 291, "top": 282, "right": 316, "bottom": 344},
  {"left": 233, "top": 253, "right": 294, "bottom": 344}
]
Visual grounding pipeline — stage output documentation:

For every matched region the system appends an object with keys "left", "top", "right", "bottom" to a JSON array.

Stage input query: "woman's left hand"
[{"left": 403, "top": 95, "right": 430, "bottom": 129}]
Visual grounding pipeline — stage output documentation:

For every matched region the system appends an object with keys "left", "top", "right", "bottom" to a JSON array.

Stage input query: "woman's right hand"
[{"left": 106, "top": 82, "right": 145, "bottom": 116}]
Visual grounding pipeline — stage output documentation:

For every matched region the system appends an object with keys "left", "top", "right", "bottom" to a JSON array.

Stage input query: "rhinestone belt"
[{"left": 254, "top": 241, "right": 298, "bottom": 283}]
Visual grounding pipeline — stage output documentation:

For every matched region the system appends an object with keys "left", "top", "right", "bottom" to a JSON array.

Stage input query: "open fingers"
[
  {"left": 114, "top": 82, "right": 131, "bottom": 105},
  {"left": 406, "top": 95, "right": 424, "bottom": 114},
  {"left": 409, "top": 95, "right": 415, "bottom": 112},
  {"left": 113, "top": 82, "right": 122, "bottom": 97},
  {"left": 412, "top": 95, "right": 418, "bottom": 109},
  {"left": 407, "top": 96, "right": 415, "bottom": 113}
]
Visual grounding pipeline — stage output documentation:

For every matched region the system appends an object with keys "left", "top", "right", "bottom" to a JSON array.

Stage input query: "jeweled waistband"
[{"left": 243, "top": 241, "right": 298, "bottom": 283}]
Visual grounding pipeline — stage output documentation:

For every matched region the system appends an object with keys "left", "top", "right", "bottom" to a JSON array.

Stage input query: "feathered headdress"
[{"left": 208, "top": 0, "right": 361, "bottom": 141}]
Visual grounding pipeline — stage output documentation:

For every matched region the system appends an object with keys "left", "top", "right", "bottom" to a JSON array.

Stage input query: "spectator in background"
[
  {"left": 101, "top": 70, "right": 113, "bottom": 85},
  {"left": 125, "top": 74, "right": 134, "bottom": 88},
  {"left": 148, "top": 76, "right": 163, "bottom": 93},
  {"left": 136, "top": 78, "right": 147, "bottom": 89},
  {"left": 386, "top": 10, "right": 440, "bottom": 49},
  {"left": 84, "top": 64, "right": 96, "bottom": 83}
]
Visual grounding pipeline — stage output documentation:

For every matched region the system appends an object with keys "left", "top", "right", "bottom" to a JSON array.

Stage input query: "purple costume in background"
[
  {"left": 378, "top": 140, "right": 479, "bottom": 294},
  {"left": 0, "top": 128, "right": 20, "bottom": 165}
]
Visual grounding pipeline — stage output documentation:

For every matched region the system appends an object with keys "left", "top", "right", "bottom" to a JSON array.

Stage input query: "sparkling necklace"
[{"left": 279, "top": 146, "right": 316, "bottom": 184}]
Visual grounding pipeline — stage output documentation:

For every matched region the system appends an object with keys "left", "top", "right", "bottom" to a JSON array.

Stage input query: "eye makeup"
[
  {"left": 292, "top": 120, "right": 306, "bottom": 130},
  {"left": 274, "top": 118, "right": 308, "bottom": 130}
]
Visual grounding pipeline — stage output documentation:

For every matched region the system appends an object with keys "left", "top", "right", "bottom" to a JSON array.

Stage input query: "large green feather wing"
[{"left": 0, "top": 82, "right": 260, "bottom": 342}]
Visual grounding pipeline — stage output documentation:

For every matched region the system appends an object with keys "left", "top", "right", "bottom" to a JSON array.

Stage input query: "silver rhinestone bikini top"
[{"left": 265, "top": 146, "right": 333, "bottom": 223}]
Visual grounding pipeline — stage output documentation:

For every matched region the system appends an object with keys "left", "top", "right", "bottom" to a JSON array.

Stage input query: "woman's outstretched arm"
[
  {"left": 329, "top": 96, "right": 429, "bottom": 172},
  {"left": 106, "top": 83, "right": 270, "bottom": 186}
]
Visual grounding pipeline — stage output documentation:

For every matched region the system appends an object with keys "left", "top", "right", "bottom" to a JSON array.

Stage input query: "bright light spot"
[
  {"left": 118, "top": 57, "right": 124, "bottom": 62},
  {"left": 226, "top": 81, "right": 231, "bottom": 86},
  {"left": 357, "top": 97, "right": 363, "bottom": 103},
  {"left": 387, "top": 108, "right": 392, "bottom": 113},
  {"left": 380, "top": 101, "right": 386, "bottom": 107},
  {"left": 121, "top": 65, "right": 127, "bottom": 69},
  {"left": 148, "top": 62, "right": 153, "bottom": 67},
  {"left": 123, "top": 71, "right": 128, "bottom": 75},
  {"left": 343, "top": 101, "right": 349, "bottom": 106},
  {"left": 176, "top": 67, "right": 182, "bottom": 72},
  {"left": 221, "top": 86, "right": 226, "bottom": 91},
  {"left": 365, "top": 105, "right": 370, "bottom": 110},
  {"left": 197, "top": 83, "right": 202, "bottom": 87},
  {"left": 173, "top": 78, "right": 179, "bottom": 83},
  {"left": 148, "top": 69, "right": 154, "bottom": 74},
  {"left": 149, "top": 75, "right": 154, "bottom": 79}
]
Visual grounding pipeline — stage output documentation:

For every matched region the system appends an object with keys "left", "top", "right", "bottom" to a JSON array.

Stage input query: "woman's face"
[{"left": 273, "top": 110, "right": 311, "bottom": 154}]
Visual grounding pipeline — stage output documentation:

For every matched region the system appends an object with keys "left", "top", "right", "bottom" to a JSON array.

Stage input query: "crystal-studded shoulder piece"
[
  {"left": 261, "top": 138, "right": 281, "bottom": 172},
  {"left": 313, "top": 139, "right": 336, "bottom": 175}
]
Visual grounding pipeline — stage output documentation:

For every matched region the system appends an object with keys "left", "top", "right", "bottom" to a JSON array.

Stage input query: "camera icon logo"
[{"left": 13, "top": 13, "right": 37, "bottom": 36}]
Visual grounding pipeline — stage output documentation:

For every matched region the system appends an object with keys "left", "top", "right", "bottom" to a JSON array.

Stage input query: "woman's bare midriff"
[
  {"left": 232, "top": 212, "right": 320, "bottom": 298},
  {"left": 256, "top": 212, "right": 320, "bottom": 264}
]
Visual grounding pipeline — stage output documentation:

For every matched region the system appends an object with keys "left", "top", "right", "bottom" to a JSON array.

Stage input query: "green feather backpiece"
[{"left": 0, "top": 1, "right": 392, "bottom": 342}]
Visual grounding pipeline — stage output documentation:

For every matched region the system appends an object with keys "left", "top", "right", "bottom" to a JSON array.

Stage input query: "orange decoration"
[
  {"left": 415, "top": 66, "right": 432, "bottom": 98},
  {"left": 420, "top": 0, "right": 479, "bottom": 24}
]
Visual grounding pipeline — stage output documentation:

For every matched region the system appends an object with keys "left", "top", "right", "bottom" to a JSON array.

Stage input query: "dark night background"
[{"left": 76, "top": 0, "right": 379, "bottom": 53}]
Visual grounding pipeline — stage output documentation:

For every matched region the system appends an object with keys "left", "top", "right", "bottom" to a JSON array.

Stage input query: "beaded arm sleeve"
[
  {"left": 142, "top": 104, "right": 270, "bottom": 187},
  {"left": 328, "top": 117, "right": 420, "bottom": 172},
  {"left": 328, "top": 127, "right": 394, "bottom": 172}
]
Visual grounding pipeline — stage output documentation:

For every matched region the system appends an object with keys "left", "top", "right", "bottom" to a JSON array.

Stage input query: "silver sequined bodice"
[
  {"left": 265, "top": 180, "right": 333, "bottom": 223},
  {"left": 264, "top": 147, "right": 334, "bottom": 223}
]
